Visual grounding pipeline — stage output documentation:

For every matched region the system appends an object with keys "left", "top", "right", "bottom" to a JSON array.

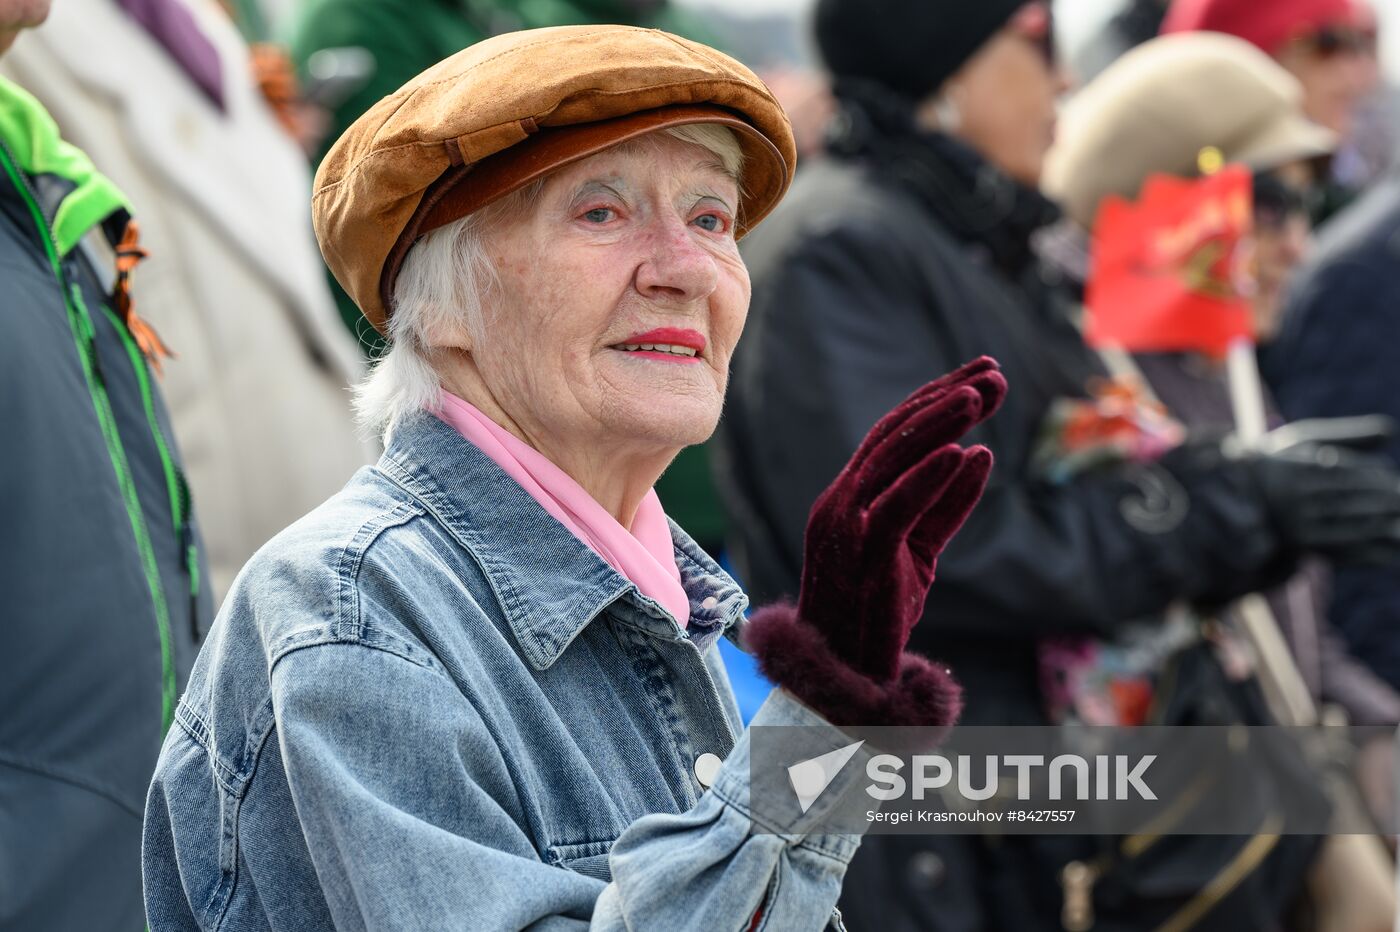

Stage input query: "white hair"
[{"left": 352, "top": 123, "right": 746, "bottom": 439}]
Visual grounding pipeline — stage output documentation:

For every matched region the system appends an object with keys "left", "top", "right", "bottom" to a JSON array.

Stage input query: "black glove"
[{"left": 1242, "top": 442, "right": 1400, "bottom": 566}]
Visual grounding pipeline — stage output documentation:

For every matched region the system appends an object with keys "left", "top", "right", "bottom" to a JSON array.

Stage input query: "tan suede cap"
[
  {"left": 1043, "top": 32, "right": 1335, "bottom": 229},
  {"left": 312, "top": 24, "right": 797, "bottom": 334}
]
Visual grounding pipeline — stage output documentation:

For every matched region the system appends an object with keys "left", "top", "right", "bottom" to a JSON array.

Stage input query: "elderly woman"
[{"left": 140, "top": 25, "right": 1002, "bottom": 931}]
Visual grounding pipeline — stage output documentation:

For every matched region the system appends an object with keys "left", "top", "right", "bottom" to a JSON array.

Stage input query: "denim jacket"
[{"left": 142, "top": 411, "right": 862, "bottom": 930}]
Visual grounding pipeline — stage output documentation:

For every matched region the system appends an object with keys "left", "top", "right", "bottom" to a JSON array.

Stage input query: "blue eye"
[
  {"left": 583, "top": 208, "right": 613, "bottom": 223},
  {"left": 693, "top": 213, "right": 724, "bottom": 233}
]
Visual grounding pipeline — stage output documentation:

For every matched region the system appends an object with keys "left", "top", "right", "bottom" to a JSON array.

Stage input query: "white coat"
[{"left": 2, "top": 0, "right": 377, "bottom": 602}]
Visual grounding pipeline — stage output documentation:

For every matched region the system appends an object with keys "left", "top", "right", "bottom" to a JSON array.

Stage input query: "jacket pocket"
[{"left": 547, "top": 838, "right": 616, "bottom": 882}]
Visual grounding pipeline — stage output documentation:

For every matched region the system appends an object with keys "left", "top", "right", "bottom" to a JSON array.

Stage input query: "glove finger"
[
  {"left": 865, "top": 445, "right": 993, "bottom": 566},
  {"left": 907, "top": 445, "right": 994, "bottom": 562},
  {"left": 1341, "top": 542, "right": 1400, "bottom": 567},
  {"left": 865, "top": 444, "right": 968, "bottom": 546},
  {"left": 845, "top": 380, "right": 986, "bottom": 480},
  {"left": 906, "top": 356, "right": 1007, "bottom": 410},
  {"left": 856, "top": 387, "right": 988, "bottom": 500},
  {"left": 1297, "top": 497, "right": 1400, "bottom": 523},
  {"left": 1301, "top": 514, "right": 1400, "bottom": 548},
  {"left": 1294, "top": 486, "right": 1400, "bottom": 522},
  {"left": 1300, "top": 466, "right": 1400, "bottom": 491},
  {"left": 1279, "top": 459, "right": 1400, "bottom": 491},
  {"left": 845, "top": 363, "right": 1006, "bottom": 478}
]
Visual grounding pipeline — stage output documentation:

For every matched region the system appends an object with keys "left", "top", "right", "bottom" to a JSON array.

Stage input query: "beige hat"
[
  {"left": 1043, "top": 32, "right": 1336, "bottom": 228},
  {"left": 312, "top": 25, "right": 796, "bottom": 334}
]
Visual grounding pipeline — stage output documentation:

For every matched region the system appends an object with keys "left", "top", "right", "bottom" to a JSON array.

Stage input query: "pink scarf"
[{"left": 434, "top": 391, "right": 690, "bottom": 628}]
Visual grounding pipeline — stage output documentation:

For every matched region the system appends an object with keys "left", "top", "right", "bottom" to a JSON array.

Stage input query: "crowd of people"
[{"left": 5, "top": 0, "right": 1400, "bottom": 928}]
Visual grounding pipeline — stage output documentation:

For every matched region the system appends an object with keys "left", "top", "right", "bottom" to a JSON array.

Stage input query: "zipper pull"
[{"left": 1060, "top": 860, "right": 1097, "bottom": 931}]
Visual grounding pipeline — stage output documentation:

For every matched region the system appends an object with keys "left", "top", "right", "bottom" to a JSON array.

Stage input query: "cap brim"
[
  {"left": 380, "top": 103, "right": 787, "bottom": 323},
  {"left": 1235, "top": 113, "right": 1337, "bottom": 173}
]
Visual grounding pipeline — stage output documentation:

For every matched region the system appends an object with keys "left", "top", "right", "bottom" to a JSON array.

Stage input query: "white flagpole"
[
  {"left": 1226, "top": 339, "right": 1318, "bottom": 725},
  {"left": 1226, "top": 337, "right": 1269, "bottom": 447}
]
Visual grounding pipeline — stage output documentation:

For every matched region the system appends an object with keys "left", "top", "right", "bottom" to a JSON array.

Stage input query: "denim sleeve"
[
  {"left": 270, "top": 643, "right": 863, "bottom": 931},
  {"left": 596, "top": 689, "right": 862, "bottom": 930}
]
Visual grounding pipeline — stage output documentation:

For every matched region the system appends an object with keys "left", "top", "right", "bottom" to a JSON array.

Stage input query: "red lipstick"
[
  {"left": 612, "top": 327, "right": 707, "bottom": 364},
  {"left": 622, "top": 327, "right": 707, "bottom": 352}
]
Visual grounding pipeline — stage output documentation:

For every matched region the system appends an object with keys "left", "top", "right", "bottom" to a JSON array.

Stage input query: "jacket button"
[
  {"left": 701, "top": 596, "right": 719, "bottom": 610},
  {"left": 694, "top": 753, "right": 723, "bottom": 788},
  {"left": 907, "top": 850, "right": 946, "bottom": 890}
]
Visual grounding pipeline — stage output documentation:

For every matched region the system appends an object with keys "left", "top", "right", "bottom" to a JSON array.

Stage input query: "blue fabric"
[
  {"left": 716, "top": 551, "right": 775, "bottom": 724},
  {"left": 142, "top": 412, "right": 859, "bottom": 930},
  {"left": 719, "top": 636, "right": 775, "bottom": 725},
  {"left": 1263, "top": 177, "right": 1400, "bottom": 690}
]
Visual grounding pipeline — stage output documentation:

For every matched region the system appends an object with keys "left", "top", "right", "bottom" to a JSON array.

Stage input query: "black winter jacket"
[
  {"left": 719, "top": 132, "right": 1295, "bottom": 728},
  {"left": 716, "top": 109, "right": 1315, "bottom": 931}
]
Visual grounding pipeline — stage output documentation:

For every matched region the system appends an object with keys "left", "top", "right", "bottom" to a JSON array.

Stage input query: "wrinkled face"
[
  {"left": 0, "top": 0, "right": 50, "bottom": 53},
  {"left": 463, "top": 133, "right": 748, "bottom": 460},
  {"left": 1276, "top": 26, "right": 1380, "bottom": 138},
  {"left": 1252, "top": 162, "right": 1314, "bottom": 342},
  {"left": 939, "top": 2, "right": 1065, "bottom": 186}
]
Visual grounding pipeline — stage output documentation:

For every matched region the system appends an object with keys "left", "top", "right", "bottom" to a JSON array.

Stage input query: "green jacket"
[{"left": 0, "top": 76, "right": 211, "bottom": 929}]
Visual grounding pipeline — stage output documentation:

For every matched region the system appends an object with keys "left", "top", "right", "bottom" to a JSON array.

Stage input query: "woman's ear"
[
  {"left": 915, "top": 83, "right": 964, "bottom": 133},
  {"left": 419, "top": 306, "right": 475, "bottom": 354}
]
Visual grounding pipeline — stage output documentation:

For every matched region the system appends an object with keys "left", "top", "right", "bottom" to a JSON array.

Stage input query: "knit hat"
[
  {"left": 1043, "top": 32, "right": 1335, "bottom": 228},
  {"left": 1161, "top": 0, "right": 1370, "bottom": 55},
  {"left": 814, "top": 0, "right": 1029, "bottom": 101},
  {"left": 312, "top": 25, "right": 796, "bottom": 334}
]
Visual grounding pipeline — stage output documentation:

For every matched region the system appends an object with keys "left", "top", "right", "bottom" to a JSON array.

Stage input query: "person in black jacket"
[
  {"left": 1264, "top": 175, "right": 1400, "bottom": 692},
  {"left": 0, "top": 3, "right": 212, "bottom": 927},
  {"left": 1040, "top": 29, "right": 1400, "bottom": 731},
  {"left": 715, "top": 0, "right": 1400, "bottom": 928}
]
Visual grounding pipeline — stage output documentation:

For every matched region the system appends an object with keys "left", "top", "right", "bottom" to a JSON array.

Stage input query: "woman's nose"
[{"left": 634, "top": 213, "right": 720, "bottom": 302}]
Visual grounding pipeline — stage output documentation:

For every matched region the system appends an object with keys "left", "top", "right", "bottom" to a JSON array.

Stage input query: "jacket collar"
[
  {"left": 377, "top": 412, "right": 748, "bottom": 669},
  {"left": 0, "top": 76, "right": 129, "bottom": 257},
  {"left": 828, "top": 81, "right": 1061, "bottom": 277},
  {"left": 1034, "top": 218, "right": 1091, "bottom": 297}
]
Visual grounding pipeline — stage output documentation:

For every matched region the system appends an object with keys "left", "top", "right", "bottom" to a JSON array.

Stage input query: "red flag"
[{"left": 1085, "top": 165, "right": 1256, "bottom": 357}]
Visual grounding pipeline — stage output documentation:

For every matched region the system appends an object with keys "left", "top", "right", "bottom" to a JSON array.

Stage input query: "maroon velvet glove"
[{"left": 746, "top": 357, "right": 1006, "bottom": 728}]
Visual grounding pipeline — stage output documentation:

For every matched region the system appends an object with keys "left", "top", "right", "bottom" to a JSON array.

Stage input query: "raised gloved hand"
[
  {"left": 1245, "top": 441, "right": 1400, "bottom": 566},
  {"left": 745, "top": 357, "right": 1006, "bottom": 728},
  {"left": 1168, "top": 416, "right": 1400, "bottom": 568}
]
